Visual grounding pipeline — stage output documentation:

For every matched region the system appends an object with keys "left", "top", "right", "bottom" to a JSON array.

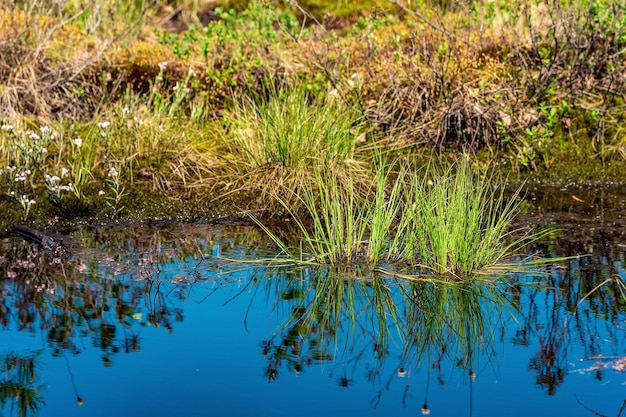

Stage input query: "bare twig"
[{"left": 388, "top": 0, "right": 468, "bottom": 45}]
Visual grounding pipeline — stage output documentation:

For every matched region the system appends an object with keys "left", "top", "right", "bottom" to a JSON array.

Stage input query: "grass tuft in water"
[
  {"left": 403, "top": 161, "right": 539, "bottom": 276},
  {"left": 255, "top": 159, "right": 551, "bottom": 278}
]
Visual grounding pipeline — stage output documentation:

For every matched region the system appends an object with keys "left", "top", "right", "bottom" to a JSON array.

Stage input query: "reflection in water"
[
  {"left": 255, "top": 266, "right": 515, "bottom": 415},
  {"left": 256, "top": 266, "right": 508, "bottom": 382},
  {"left": 0, "top": 221, "right": 624, "bottom": 416},
  {"left": 0, "top": 351, "right": 44, "bottom": 417}
]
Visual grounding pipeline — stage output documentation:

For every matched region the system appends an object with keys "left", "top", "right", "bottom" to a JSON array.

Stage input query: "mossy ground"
[{"left": 1, "top": 0, "right": 625, "bottom": 229}]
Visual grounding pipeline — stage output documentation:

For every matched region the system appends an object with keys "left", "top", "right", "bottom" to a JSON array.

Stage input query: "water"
[{"left": 1, "top": 188, "right": 626, "bottom": 417}]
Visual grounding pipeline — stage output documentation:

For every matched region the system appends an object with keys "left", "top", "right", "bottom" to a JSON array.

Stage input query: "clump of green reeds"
[
  {"left": 255, "top": 158, "right": 549, "bottom": 278},
  {"left": 393, "top": 161, "right": 532, "bottom": 276}
]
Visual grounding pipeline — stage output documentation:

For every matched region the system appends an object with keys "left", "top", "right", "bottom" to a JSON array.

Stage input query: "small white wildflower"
[
  {"left": 28, "top": 131, "right": 40, "bottom": 140},
  {"left": 133, "top": 116, "right": 144, "bottom": 126},
  {"left": 108, "top": 167, "right": 118, "bottom": 178},
  {"left": 41, "top": 148, "right": 47, "bottom": 154},
  {"left": 28, "top": 199, "right": 36, "bottom": 205},
  {"left": 6, "top": 166, "right": 15, "bottom": 172},
  {"left": 97, "top": 121, "right": 110, "bottom": 129},
  {"left": 73, "top": 138, "right": 82, "bottom": 147},
  {"left": 158, "top": 61, "right": 168, "bottom": 71},
  {"left": 173, "top": 82, "right": 179, "bottom": 91},
  {"left": 1, "top": 124, "right": 14, "bottom": 131},
  {"left": 40, "top": 126, "right": 51, "bottom": 134},
  {"left": 329, "top": 88, "right": 338, "bottom": 96},
  {"left": 122, "top": 107, "right": 130, "bottom": 116},
  {"left": 98, "top": 190, "right": 105, "bottom": 196},
  {"left": 61, "top": 167, "right": 69, "bottom": 177}
]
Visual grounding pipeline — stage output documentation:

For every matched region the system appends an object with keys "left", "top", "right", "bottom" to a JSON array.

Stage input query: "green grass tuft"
[
  {"left": 225, "top": 87, "right": 359, "bottom": 170},
  {"left": 254, "top": 158, "right": 551, "bottom": 278}
]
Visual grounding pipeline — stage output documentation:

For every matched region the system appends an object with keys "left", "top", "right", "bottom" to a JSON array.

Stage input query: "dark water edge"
[{"left": 1, "top": 184, "right": 625, "bottom": 417}]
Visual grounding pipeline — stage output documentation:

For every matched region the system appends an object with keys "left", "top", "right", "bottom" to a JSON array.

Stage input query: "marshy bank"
[{"left": 2, "top": 0, "right": 626, "bottom": 229}]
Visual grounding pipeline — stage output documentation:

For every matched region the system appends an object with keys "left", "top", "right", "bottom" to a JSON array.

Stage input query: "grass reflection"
[
  {"left": 258, "top": 266, "right": 400, "bottom": 381},
  {"left": 401, "top": 281, "right": 510, "bottom": 367},
  {"left": 0, "top": 351, "right": 45, "bottom": 417},
  {"left": 256, "top": 265, "right": 513, "bottom": 392}
]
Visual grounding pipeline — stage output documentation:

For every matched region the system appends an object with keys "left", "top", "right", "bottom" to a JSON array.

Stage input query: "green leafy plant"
[{"left": 104, "top": 167, "right": 127, "bottom": 217}]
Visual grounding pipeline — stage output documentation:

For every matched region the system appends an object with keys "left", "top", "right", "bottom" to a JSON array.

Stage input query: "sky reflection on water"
[{"left": 0, "top": 221, "right": 625, "bottom": 417}]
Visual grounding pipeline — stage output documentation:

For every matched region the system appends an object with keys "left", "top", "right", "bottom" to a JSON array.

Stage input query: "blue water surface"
[{"left": 1, "top": 222, "right": 624, "bottom": 417}]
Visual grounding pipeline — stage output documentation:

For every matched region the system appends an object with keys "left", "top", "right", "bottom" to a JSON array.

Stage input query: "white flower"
[
  {"left": 73, "top": 138, "right": 82, "bottom": 147},
  {"left": 40, "top": 126, "right": 51, "bottom": 134},
  {"left": 122, "top": 107, "right": 130, "bottom": 116},
  {"left": 108, "top": 167, "right": 118, "bottom": 178},
  {"left": 158, "top": 61, "right": 168, "bottom": 71},
  {"left": 99, "top": 190, "right": 105, "bottom": 196},
  {"left": 28, "top": 131, "right": 40, "bottom": 140},
  {"left": 61, "top": 167, "right": 69, "bottom": 177},
  {"left": 97, "top": 121, "right": 110, "bottom": 129},
  {"left": 1, "top": 124, "right": 14, "bottom": 131}
]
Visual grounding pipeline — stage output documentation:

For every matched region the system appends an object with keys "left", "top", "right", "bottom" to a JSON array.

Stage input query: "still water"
[{"left": 1, "top": 186, "right": 626, "bottom": 417}]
